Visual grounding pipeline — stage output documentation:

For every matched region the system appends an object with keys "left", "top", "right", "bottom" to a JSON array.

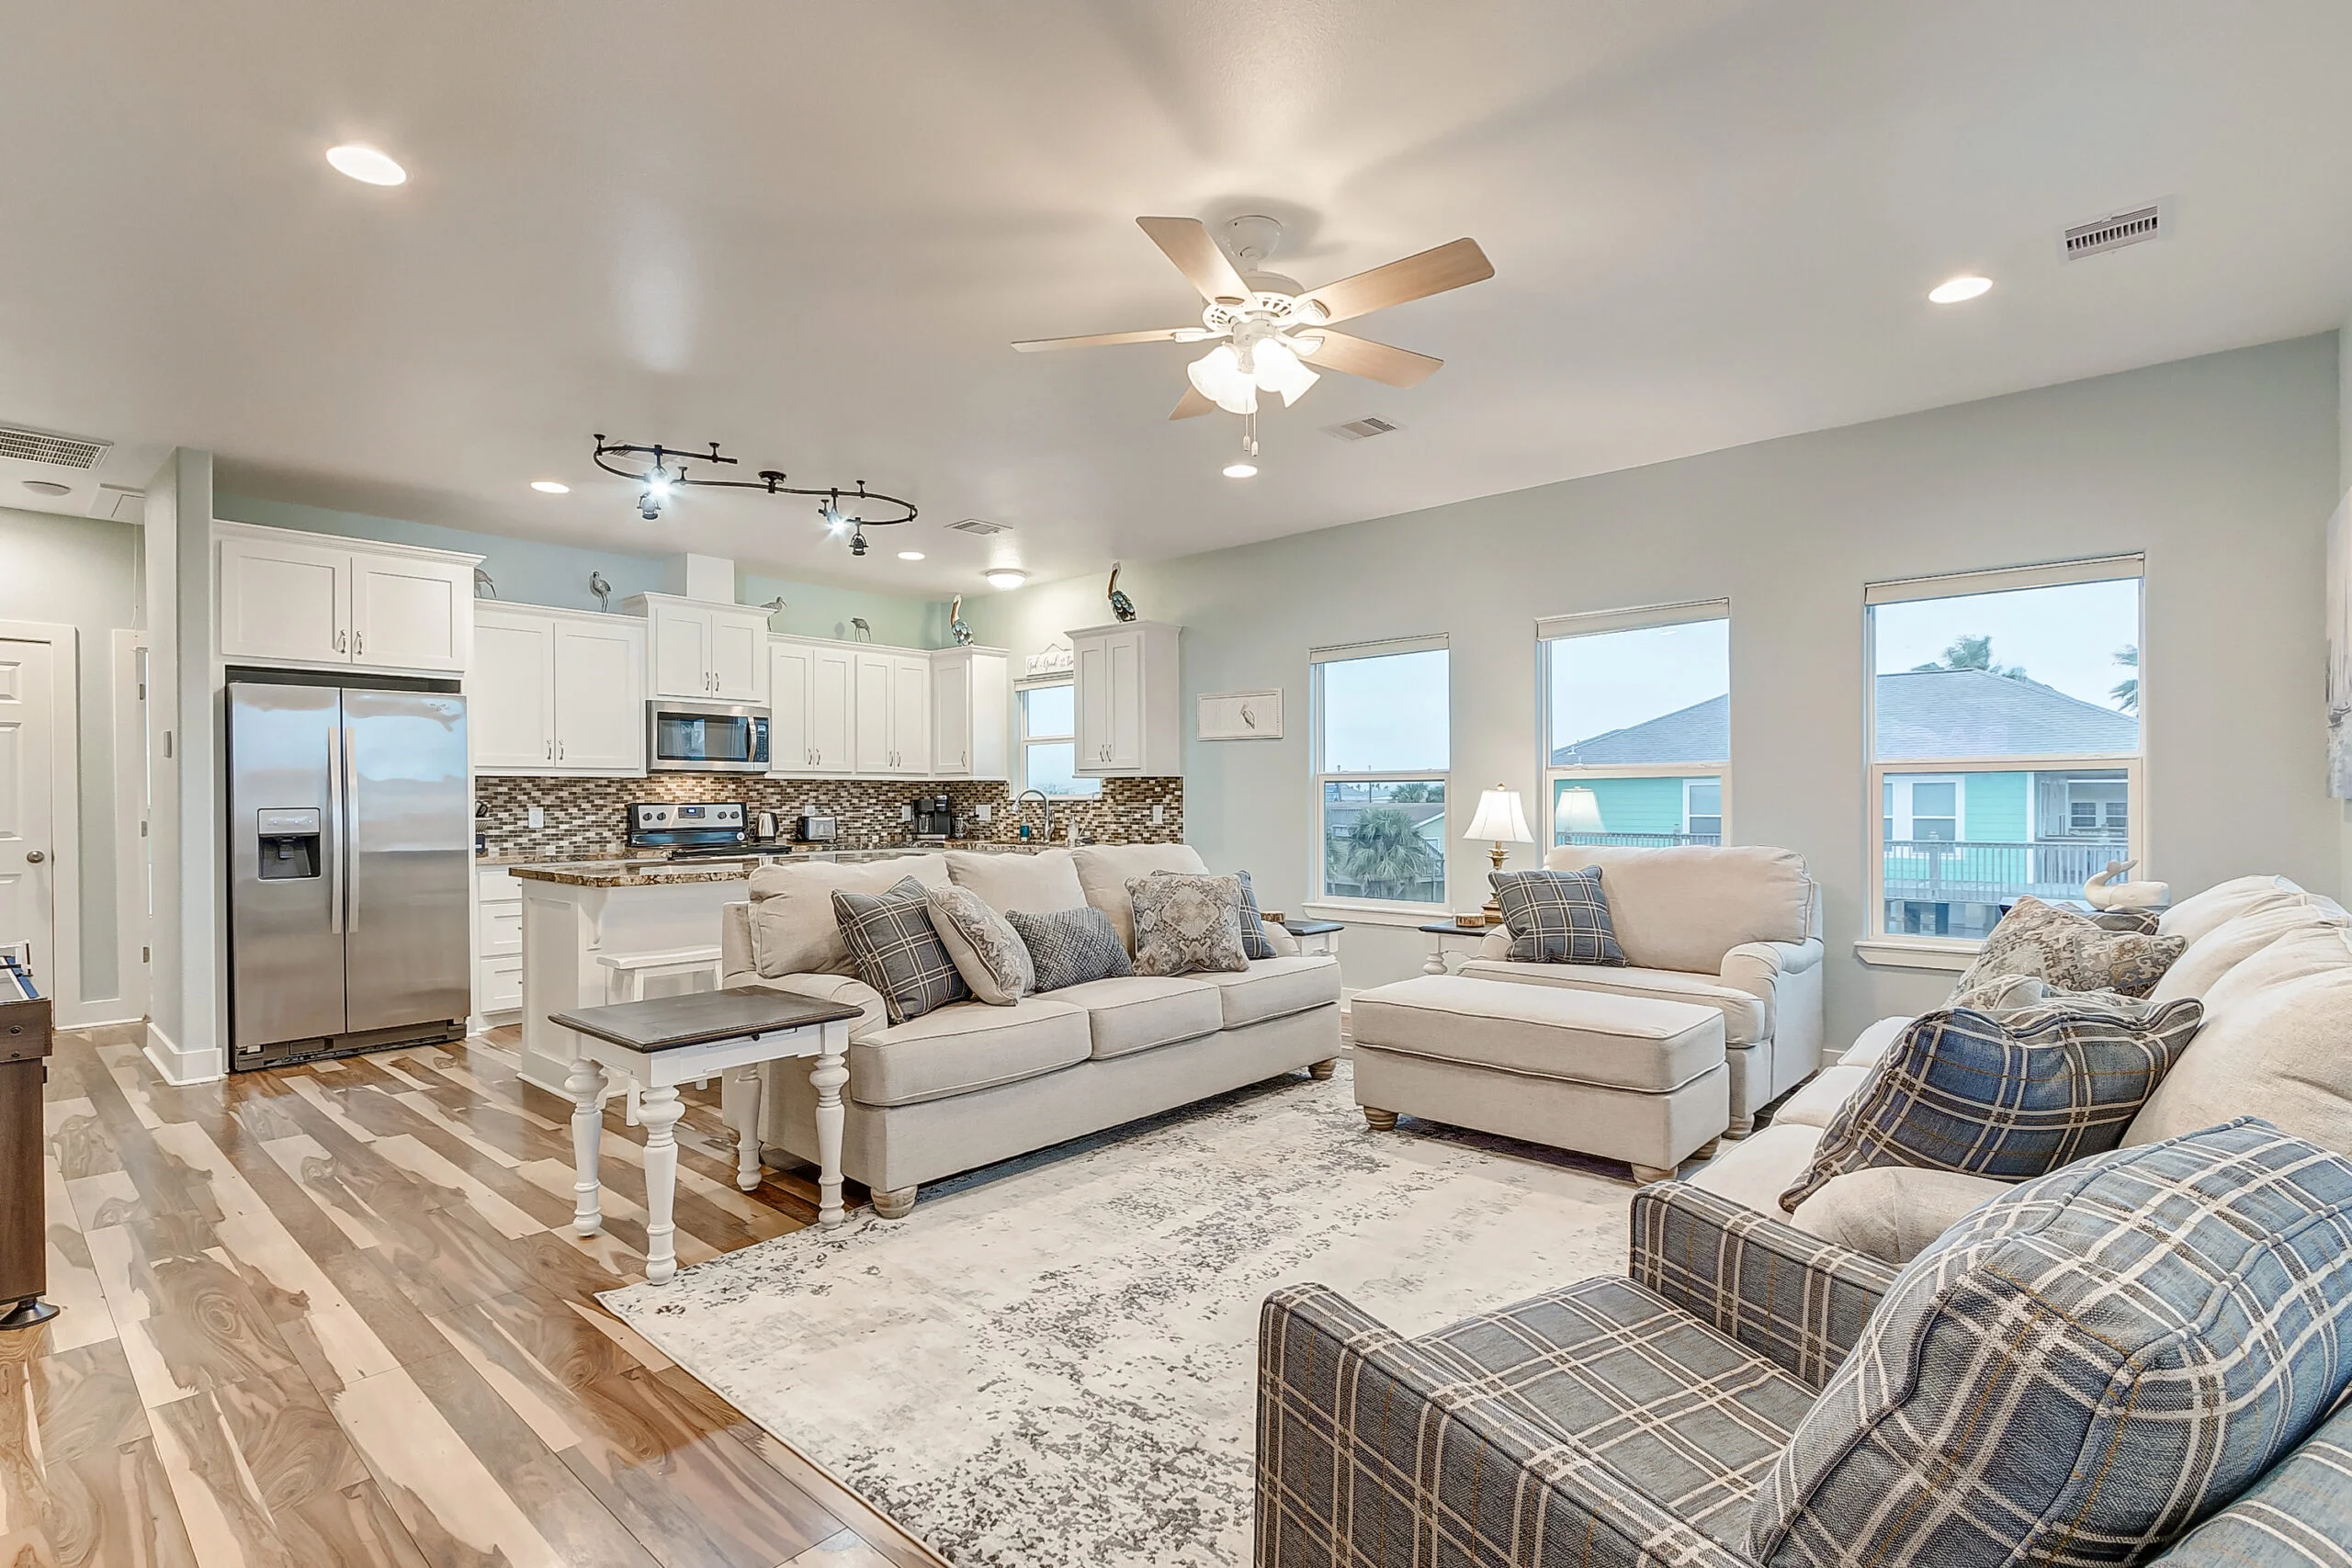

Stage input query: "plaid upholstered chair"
[{"left": 1256, "top": 1122, "right": 2352, "bottom": 1568}]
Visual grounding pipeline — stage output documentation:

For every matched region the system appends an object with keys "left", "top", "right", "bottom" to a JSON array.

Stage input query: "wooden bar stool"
[{"left": 596, "top": 947, "right": 724, "bottom": 1125}]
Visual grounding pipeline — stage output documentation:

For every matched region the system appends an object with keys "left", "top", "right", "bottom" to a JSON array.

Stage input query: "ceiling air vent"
[
  {"left": 2063, "top": 201, "right": 2168, "bottom": 261},
  {"left": 1326, "top": 415, "right": 1402, "bottom": 442},
  {"left": 0, "top": 423, "right": 110, "bottom": 469},
  {"left": 948, "top": 517, "right": 1012, "bottom": 536}
]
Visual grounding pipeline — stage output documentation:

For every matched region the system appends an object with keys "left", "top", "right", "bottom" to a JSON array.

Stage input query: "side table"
[
  {"left": 1418, "top": 920, "right": 1497, "bottom": 975},
  {"left": 550, "top": 987, "right": 861, "bottom": 1284},
  {"left": 1282, "top": 919, "right": 1343, "bottom": 958}
]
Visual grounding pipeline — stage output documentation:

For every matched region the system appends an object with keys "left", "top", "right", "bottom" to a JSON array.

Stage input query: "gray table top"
[{"left": 551, "top": 987, "right": 863, "bottom": 1054}]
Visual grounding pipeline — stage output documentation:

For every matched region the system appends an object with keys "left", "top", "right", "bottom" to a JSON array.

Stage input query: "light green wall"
[
  {"left": 965, "top": 335, "right": 2343, "bottom": 1047},
  {"left": 1567, "top": 776, "right": 1687, "bottom": 835},
  {"left": 214, "top": 495, "right": 951, "bottom": 648},
  {"left": 1962, "top": 772, "right": 2030, "bottom": 840}
]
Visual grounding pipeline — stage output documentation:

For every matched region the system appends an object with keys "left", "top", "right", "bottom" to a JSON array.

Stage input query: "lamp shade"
[
  {"left": 1554, "top": 786, "right": 1605, "bottom": 836},
  {"left": 1464, "top": 786, "right": 1534, "bottom": 845}
]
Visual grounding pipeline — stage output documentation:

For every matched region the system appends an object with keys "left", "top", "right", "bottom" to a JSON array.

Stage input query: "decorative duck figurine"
[
  {"left": 1107, "top": 562, "right": 1137, "bottom": 623},
  {"left": 2084, "top": 859, "right": 2169, "bottom": 912},
  {"left": 949, "top": 595, "right": 974, "bottom": 646}
]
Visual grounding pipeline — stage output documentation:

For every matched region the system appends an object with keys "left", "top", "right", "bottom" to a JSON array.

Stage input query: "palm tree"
[
  {"left": 1913, "top": 634, "right": 2030, "bottom": 681},
  {"left": 2110, "top": 645, "right": 2138, "bottom": 715},
  {"left": 1329, "top": 807, "right": 1441, "bottom": 899}
]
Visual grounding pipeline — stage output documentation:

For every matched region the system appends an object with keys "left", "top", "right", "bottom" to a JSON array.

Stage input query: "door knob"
[{"left": 23, "top": 851, "right": 44, "bottom": 864}]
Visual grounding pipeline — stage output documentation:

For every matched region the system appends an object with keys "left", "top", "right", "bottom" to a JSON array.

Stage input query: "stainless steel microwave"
[{"left": 647, "top": 700, "right": 771, "bottom": 773}]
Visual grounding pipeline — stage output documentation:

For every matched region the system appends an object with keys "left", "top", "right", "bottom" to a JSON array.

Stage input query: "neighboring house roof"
[{"left": 1552, "top": 670, "right": 2138, "bottom": 764}]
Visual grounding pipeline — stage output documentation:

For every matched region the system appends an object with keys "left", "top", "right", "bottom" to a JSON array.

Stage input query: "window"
[
  {"left": 1016, "top": 680, "right": 1100, "bottom": 799},
  {"left": 1866, "top": 557, "right": 2143, "bottom": 943},
  {"left": 1540, "top": 603, "right": 1730, "bottom": 852},
  {"left": 1311, "top": 639, "right": 1449, "bottom": 908}
]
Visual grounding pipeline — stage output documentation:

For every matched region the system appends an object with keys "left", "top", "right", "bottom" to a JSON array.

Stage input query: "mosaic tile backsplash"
[{"left": 475, "top": 773, "right": 1183, "bottom": 862}]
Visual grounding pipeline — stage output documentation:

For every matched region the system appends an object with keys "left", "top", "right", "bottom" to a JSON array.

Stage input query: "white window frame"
[
  {"left": 1014, "top": 676, "right": 1100, "bottom": 800},
  {"left": 1860, "top": 556, "right": 2145, "bottom": 968},
  {"left": 1883, "top": 773, "right": 1965, "bottom": 843},
  {"left": 1538, "top": 600, "right": 1733, "bottom": 852},
  {"left": 1683, "top": 777, "right": 1725, "bottom": 839},
  {"left": 1306, "top": 636, "right": 1451, "bottom": 921}
]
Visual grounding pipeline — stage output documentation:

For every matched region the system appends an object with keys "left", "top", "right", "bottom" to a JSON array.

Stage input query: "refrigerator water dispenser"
[{"left": 254, "top": 808, "right": 322, "bottom": 879}]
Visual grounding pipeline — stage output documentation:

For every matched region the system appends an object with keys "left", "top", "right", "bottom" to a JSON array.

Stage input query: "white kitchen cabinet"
[
  {"left": 1072, "top": 621, "right": 1182, "bottom": 776},
  {"left": 931, "top": 646, "right": 1010, "bottom": 780},
  {"left": 216, "top": 523, "right": 478, "bottom": 674},
  {"left": 769, "top": 638, "right": 857, "bottom": 776},
  {"left": 849, "top": 649, "right": 933, "bottom": 776},
  {"left": 471, "top": 604, "right": 646, "bottom": 775},
  {"left": 629, "top": 594, "right": 771, "bottom": 703},
  {"left": 472, "top": 864, "right": 525, "bottom": 1029},
  {"left": 852, "top": 649, "right": 894, "bottom": 773}
]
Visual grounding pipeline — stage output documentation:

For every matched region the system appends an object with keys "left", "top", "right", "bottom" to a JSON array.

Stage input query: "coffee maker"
[{"left": 911, "top": 795, "right": 955, "bottom": 840}]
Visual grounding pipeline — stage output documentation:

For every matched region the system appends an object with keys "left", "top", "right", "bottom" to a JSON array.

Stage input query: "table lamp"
[
  {"left": 1464, "top": 784, "right": 1534, "bottom": 920},
  {"left": 1554, "top": 786, "right": 1605, "bottom": 841}
]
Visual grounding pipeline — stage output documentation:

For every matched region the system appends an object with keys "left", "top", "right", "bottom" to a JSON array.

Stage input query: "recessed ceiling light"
[
  {"left": 530, "top": 480, "right": 569, "bottom": 494},
  {"left": 1928, "top": 275, "right": 1993, "bottom": 304},
  {"left": 1222, "top": 461, "right": 1259, "bottom": 479},
  {"left": 984, "top": 568, "right": 1028, "bottom": 590},
  {"left": 897, "top": 550, "right": 925, "bottom": 561},
  {"left": 20, "top": 479, "right": 70, "bottom": 497},
  {"left": 326, "top": 144, "right": 407, "bottom": 186}
]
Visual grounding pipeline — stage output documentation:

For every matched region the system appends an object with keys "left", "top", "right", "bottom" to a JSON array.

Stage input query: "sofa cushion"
[
  {"left": 1541, "top": 843, "right": 1813, "bottom": 975},
  {"left": 2196, "top": 916, "right": 2352, "bottom": 1018},
  {"left": 1771, "top": 1064, "right": 1871, "bottom": 1129},
  {"left": 2151, "top": 899, "right": 2350, "bottom": 1004},
  {"left": 831, "top": 876, "right": 971, "bottom": 1025},
  {"left": 846, "top": 995, "right": 1091, "bottom": 1108},
  {"left": 1749, "top": 1121, "right": 2352, "bottom": 1568},
  {"left": 1127, "top": 873, "right": 1250, "bottom": 977},
  {"left": 924, "top": 884, "right": 1034, "bottom": 1006},
  {"left": 1051, "top": 975, "right": 1223, "bottom": 1060},
  {"left": 1457, "top": 959, "right": 1769, "bottom": 1047},
  {"left": 1951, "top": 895, "right": 2185, "bottom": 1003},
  {"left": 746, "top": 853, "right": 950, "bottom": 978},
  {"left": 2157, "top": 874, "right": 2311, "bottom": 947},
  {"left": 1838, "top": 1015, "right": 1913, "bottom": 1068},
  {"left": 1790, "top": 1167, "right": 2011, "bottom": 1264},
  {"left": 944, "top": 847, "right": 1088, "bottom": 917},
  {"left": 1071, "top": 842, "right": 1208, "bottom": 953},
  {"left": 1351, "top": 975, "right": 1723, "bottom": 1093},
  {"left": 1492, "top": 866, "right": 1628, "bottom": 965},
  {"left": 1687, "top": 1122, "right": 1824, "bottom": 1212},
  {"left": 1193, "top": 954, "right": 1341, "bottom": 1030},
  {"left": 1780, "top": 998, "right": 2205, "bottom": 1212}
]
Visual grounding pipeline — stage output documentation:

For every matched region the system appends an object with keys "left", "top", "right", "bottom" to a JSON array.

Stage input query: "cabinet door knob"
[
  {"left": 356, "top": 632, "right": 364, "bottom": 657},
  {"left": 24, "top": 850, "right": 44, "bottom": 864}
]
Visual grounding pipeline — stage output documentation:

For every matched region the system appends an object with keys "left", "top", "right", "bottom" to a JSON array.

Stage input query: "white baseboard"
[{"left": 143, "top": 1021, "right": 224, "bottom": 1085}]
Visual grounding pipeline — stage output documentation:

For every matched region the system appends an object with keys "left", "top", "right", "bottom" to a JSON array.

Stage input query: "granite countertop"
[{"left": 503, "top": 840, "right": 1058, "bottom": 888}]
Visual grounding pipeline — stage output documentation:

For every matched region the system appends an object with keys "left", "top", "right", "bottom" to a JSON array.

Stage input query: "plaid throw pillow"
[
  {"left": 1006, "top": 905, "right": 1133, "bottom": 992},
  {"left": 1491, "top": 866, "right": 1626, "bottom": 965},
  {"left": 1780, "top": 995, "right": 2205, "bottom": 1213},
  {"left": 1752, "top": 1121, "right": 2352, "bottom": 1567},
  {"left": 831, "top": 876, "right": 971, "bottom": 1025}
]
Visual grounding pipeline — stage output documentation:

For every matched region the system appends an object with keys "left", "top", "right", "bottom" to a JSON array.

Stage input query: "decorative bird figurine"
[
  {"left": 851, "top": 617, "right": 871, "bottom": 641},
  {"left": 1107, "top": 562, "right": 1137, "bottom": 623},
  {"left": 589, "top": 570, "right": 613, "bottom": 612},
  {"left": 760, "top": 595, "right": 786, "bottom": 625},
  {"left": 2085, "top": 859, "right": 2170, "bottom": 912},
  {"left": 472, "top": 566, "right": 498, "bottom": 600},
  {"left": 949, "top": 596, "right": 974, "bottom": 646}
]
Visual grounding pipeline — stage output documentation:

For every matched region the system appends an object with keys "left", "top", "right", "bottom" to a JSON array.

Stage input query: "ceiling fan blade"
[
  {"left": 1303, "top": 238, "right": 1494, "bottom": 325},
  {"left": 1294, "top": 330, "right": 1442, "bottom": 388},
  {"left": 1136, "top": 217, "right": 1252, "bottom": 305},
  {"left": 1169, "top": 386, "right": 1218, "bottom": 420},
  {"left": 1012, "top": 327, "right": 1204, "bottom": 352}
]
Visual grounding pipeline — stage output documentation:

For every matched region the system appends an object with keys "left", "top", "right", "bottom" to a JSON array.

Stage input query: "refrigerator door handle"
[
  {"left": 324, "top": 727, "right": 345, "bottom": 936},
  {"left": 343, "top": 725, "right": 361, "bottom": 931}
]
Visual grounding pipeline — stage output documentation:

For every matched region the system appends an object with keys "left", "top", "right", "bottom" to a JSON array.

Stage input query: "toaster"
[{"left": 794, "top": 815, "right": 838, "bottom": 842}]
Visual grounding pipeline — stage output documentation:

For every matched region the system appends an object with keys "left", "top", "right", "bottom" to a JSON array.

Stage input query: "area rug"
[{"left": 601, "top": 1066, "right": 1636, "bottom": 1567}]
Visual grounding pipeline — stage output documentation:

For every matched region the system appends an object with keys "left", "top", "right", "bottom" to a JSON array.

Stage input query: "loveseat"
[
  {"left": 1692, "top": 873, "right": 2352, "bottom": 1260},
  {"left": 1460, "top": 844, "right": 1824, "bottom": 1135},
  {"left": 718, "top": 843, "right": 1343, "bottom": 1218}
]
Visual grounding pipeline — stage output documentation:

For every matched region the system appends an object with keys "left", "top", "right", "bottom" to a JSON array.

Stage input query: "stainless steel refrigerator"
[{"left": 227, "top": 679, "right": 470, "bottom": 1072}]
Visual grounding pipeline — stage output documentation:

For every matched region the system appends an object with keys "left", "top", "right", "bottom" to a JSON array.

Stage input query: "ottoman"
[{"left": 1350, "top": 975, "right": 1729, "bottom": 1181}]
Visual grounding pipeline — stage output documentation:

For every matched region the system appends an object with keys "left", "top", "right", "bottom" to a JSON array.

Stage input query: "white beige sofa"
[
  {"left": 718, "top": 843, "right": 1343, "bottom": 1218},
  {"left": 1458, "top": 844, "right": 1825, "bottom": 1136},
  {"left": 1690, "top": 873, "right": 2352, "bottom": 1261}
]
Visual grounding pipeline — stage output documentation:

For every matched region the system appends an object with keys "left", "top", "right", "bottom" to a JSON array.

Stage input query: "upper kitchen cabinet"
[
  {"left": 472, "top": 605, "right": 645, "bottom": 775},
  {"left": 216, "top": 523, "right": 477, "bottom": 674},
  {"left": 769, "top": 637, "right": 856, "bottom": 777},
  {"left": 851, "top": 649, "right": 932, "bottom": 776},
  {"left": 1071, "top": 621, "right": 1181, "bottom": 776},
  {"left": 931, "top": 646, "right": 1010, "bottom": 780},
  {"left": 627, "top": 593, "right": 770, "bottom": 703}
]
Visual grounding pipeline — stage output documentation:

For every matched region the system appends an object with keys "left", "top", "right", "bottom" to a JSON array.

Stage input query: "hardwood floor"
[{"left": 0, "top": 1023, "right": 946, "bottom": 1568}]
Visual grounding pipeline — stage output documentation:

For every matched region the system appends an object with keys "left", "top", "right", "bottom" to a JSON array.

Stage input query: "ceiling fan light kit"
[{"left": 588, "top": 436, "right": 917, "bottom": 561}]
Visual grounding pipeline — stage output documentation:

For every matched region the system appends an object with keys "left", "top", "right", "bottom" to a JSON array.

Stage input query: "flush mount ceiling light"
[
  {"left": 326, "top": 144, "right": 407, "bottom": 186},
  {"left": 1928, "top": 275, "right": 1994, "bottom": 304},
  {"left": 984, "top": 568, "right": 1028, "bottom": 590},
  {"left": 530, "top": 479, "right": 569, "bottom": 493},
  {"left": 20, "top": 479, "right": 70, "bottom": 497},
  {"left": 897, "top": 550, "right": 925, "bottom": 561},
  {"left": 1222, "top": 461, "right": 1258, "bottom": 479},
  {"left": 591, "top": 436, "right": 916, "bottom": 561}
]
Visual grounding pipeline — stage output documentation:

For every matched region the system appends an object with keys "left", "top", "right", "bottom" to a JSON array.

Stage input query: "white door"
[
  {"left": 708, "top": 611, "right": 766, "bottom": 703},
  {"left": 552, "top": 619, "right": 645, "bottom": 770},
  {"left": 349, "top": 553, "right": 471, "bottom": 671},
  {"left": 1073, "top": 635, "right": 1114, "bottom": 770},
  {"left": 932, "top": 656, "right": 971, "bottom": 777},
  {"left": 218, "top": 535, "right": 349, "bottom": 664},
  {"left": 650, "top": 603, "right": 712, "bottom": 699},
  {"left": 891, "top": 655, "right": 932, "bottom": 775},
  {"left": 470, "top": 612, "right": 556, "bottom": 769},
  {"left": 0, "top": 640, "right": 55, "bottom": 981},
  {"left": 808, "top": 645, "right": 855, "bottom": 774},
  {"left": 853, "top": 651, "right": 895, "bottom": 774},
  {"left": 1103, "top": 632, "right": 1145, "bottom": 771},
  {"left": 768, "top": 642, "right": 814, "bottom": 773}
]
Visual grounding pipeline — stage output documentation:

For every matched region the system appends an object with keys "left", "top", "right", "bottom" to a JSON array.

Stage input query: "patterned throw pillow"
[
  {"left": 1779, "top": 996, "right": 2205, "bottom": 1213},
  {"left": 923, "top": 884, "right": 1034, "bottom": 1006},
  {"left": 831, "top": 876, "right": 971, "bottom": 1025},
  {"left": 1951, "top": 895, "right": 2185, "bottom": 1003},
  {"left": 1750, "top": 1121, "right": 2352, "bottom": 1568},
  {"left": 1127, "top": 874, "right": 1250, "bottom": 977},
  {"left": 1147, "top": 867, "right": 1278, "bottom": 960},
  {"left": 1491, "top": 867, "right": 1627, "bottom": 965},
  {"left": 1006, "top": 905, "right": 1133, "bottom": 992}
]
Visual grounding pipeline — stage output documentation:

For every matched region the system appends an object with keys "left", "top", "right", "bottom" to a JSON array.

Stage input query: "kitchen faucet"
[{"left": 1016, "top": 789, "right": 1051, "bottom": 842}]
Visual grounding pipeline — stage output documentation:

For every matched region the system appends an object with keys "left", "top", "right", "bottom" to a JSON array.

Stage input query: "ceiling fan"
[{"left": 1013, "top": 215, "right": 1493, "bottom": 433}]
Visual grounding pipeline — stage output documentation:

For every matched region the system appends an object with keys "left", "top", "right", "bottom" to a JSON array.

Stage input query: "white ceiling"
[{"left": 6, "top": 2, "right": 2351, "bottom": 594}]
